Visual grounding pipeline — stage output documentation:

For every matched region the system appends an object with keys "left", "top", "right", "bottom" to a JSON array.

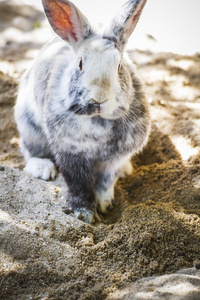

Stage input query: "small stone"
[
  {"left": 0, "top": 166, "right": 5, "bottom": 171},
  {"left": 195, "top": 263, "right": 200, "bottom": 269},
  {"left": 63, "top": 207, "right": 73, "bottom": 215},
  {"left": 178, "top": 250, "right": 185, "bottom": 257}
]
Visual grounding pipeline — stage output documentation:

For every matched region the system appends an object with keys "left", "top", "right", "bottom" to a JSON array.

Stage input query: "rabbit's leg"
[
  {"left": 95, "top": 158, "right": 133, "bottom": 213},
  {"left": 118, "top": 159, "right": 133, "bottom": 178},
  {"left": 24, "top": 157, "right": 56, "bottom": 181},
  {"left": 21, "top": 135, "right": 57, "bottom": 181},
  {"left": 58, "top": 152, "right": 97, "bottom": 223},
  {"left": 95, "top": 171, "right": 116, "bottom": 214},
  {"left": 16, "top": 110, "right": 56, "bottom": 180}
]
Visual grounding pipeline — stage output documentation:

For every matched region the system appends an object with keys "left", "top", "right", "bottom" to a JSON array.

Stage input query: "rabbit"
[{"left": 15, "top": 0, "right": 151, "bottom": 223}]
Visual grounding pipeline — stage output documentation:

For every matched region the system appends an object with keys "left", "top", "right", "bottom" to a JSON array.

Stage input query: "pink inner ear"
[
  {"left": 46, "top": 0, "right": 78, "bottom": 42},
  {"left": 128, "top": 1, "right": 146, "bottom": 36},
  {"left": 132, "top": 6, "right": 143, "bottom": 23}
]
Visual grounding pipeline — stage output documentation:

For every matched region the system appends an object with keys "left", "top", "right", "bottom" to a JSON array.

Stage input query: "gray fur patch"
[
  {"left": 95, "top": 171, "right": 111, "bottom": 192},
  {"left": 23, "top": 139, "right": 50, "bottom": 159},
  {"left": 23, "top": 107, "right": 43, "bottom": 134}
]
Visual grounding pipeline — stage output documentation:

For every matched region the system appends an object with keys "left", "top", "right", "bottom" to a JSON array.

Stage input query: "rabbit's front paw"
[
  {"left": 74, "top": 208, "right": 100, "bottom": 224},
  {"left": 96, "top": 187, "right": 114, "bottom": 214},
  {"left": 24, "top": 157, "right": 57, "bottom": 180}
]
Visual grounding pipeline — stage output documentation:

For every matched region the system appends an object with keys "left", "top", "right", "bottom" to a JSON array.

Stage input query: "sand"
[{"left": 0, "top": 1, "right": 200, "bottom": 299}]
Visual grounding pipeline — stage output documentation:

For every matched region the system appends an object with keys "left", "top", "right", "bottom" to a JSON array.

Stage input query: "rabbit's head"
[{"left": 42, "top": 0, "right": 147, "bottom": 119}]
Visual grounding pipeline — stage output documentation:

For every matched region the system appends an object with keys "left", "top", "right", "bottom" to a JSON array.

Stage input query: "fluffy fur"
[{"left": 15, "top": 0, "right": 151, "bottom": 223}]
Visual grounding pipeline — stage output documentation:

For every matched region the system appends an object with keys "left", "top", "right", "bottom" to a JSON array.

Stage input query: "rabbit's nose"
[{"left": 91, "top": 97, "right": 108, "bottom": 104}]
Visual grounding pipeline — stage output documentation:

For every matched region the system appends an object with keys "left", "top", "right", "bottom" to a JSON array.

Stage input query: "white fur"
[
  {"left": 42, "top": 38, "right": 131, "bottom": 120},
  {"left": 118, "top": 160, "right": 133, "bottom": 178},
  {"left": 24, "top": 158, "right": 57, "bottom": 180},
  {"left": 96, "top": 185, "right": 114, "bottom": 214}
]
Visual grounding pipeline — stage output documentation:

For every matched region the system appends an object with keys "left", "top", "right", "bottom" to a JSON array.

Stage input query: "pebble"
[
  {"left": 0, "top": 166, "right": 5, "bottom": 171},
  {"left": 195, "top": 263, "right": 200, "bottom": 269}
]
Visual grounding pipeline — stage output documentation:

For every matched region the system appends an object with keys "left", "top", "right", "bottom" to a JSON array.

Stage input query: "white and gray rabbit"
[{"left": 15, "top": 0, "right": 151, "bottom": 223}]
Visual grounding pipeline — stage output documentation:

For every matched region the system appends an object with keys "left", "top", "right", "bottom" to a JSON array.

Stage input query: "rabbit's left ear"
[
  {"left": 42, "top": 0, "right": 92, "bottom": 49},
  {"left": 108, "top": 0, "right": 147, "bottom": 50}
]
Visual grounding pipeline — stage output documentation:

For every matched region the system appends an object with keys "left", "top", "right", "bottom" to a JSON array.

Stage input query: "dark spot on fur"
[
  {"left": 23, "top": 139, "right": 52, "bottom": 159},
  {"left": 68, "top": 104, "right": 82, "bottom": 113},
  {"left": 103, "top": 36, "right": 120, "bottom": 51},
  {"left": 23, "top": 108, "right": 42, "bottom": 133},
  {"left": 68, "top": 103, "right": 96, "bottom": 115},
  {"left": 91, "top": 117, "right": 107, "bottom": 127},
  {"left": 95, "top": 172, "right": 111, "bottom": 191},
  {"left": 68, "top": 70, "right": 90, "bottom": 105},
  {"left": 78, "top": 90, "right": 83, "bottom": 97},
  {"left": 58, "top": 152, "right": 96, "bottom": 211},
  {"left": 83, "top": 27, "right": 94, "bottom": 40}
]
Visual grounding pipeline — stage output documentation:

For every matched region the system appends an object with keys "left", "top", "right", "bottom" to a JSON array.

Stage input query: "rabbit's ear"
[
  {"left": 108, "top": 0, "right": 147, "bottom": 50},
  {"left": 42, "top": 0, "right": 92, "bottom": 48}
]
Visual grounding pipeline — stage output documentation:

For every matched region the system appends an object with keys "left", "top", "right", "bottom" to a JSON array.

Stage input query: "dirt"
[{"left": 0, "top": 1, "right": 200, "bottom": 300}]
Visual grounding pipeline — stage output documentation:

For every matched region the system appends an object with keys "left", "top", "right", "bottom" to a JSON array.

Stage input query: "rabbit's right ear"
[
  {"left": 42, "top": 0, "right": 92, "bottom": 49},
  {"left": 108, "top": 0, "right": 147, "bottom": 50}
]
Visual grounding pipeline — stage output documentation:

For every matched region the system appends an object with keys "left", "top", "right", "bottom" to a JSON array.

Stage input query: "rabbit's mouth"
[
  {"left": 68, "top": 103, "right": 99, "bottom": 116},
  {"left": 68, "top": 102, "right": 105, "bottom": 116},
  {"left": 97, "top": 104, "right": 101, "bottom": 114},
  {"left": 68, "top": 102, "right": 126, "bottom": 119}
]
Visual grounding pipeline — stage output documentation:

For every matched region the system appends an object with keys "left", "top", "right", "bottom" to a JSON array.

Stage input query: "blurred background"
[
  {"left": 1, "top": 0, "right": 200, "bottom": 52},
  {"left": 0, "top": 0, "right": 200, "bottom": 77},
  {"left": 39, "top": 0, "right": 200, "bottom": 55}
]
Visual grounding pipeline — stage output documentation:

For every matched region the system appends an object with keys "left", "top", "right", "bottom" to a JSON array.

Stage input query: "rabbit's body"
[{"left": 15, "top": 0, "right": 151, "bottom": 223}]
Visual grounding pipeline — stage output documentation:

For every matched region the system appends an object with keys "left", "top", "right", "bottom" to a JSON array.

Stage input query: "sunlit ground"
[{"left": 0, "top": 2, "right": 200, "bottom": 299}]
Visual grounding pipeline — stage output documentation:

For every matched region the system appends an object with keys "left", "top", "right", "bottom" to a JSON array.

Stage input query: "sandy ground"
[{"left": 0, "top": 1, "right": 200, "bottom": 299}]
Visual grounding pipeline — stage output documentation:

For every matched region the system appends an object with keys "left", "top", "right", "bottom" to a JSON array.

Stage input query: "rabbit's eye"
[{"left": 79, "top": 59, "right": 83, "bottom": 71}]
